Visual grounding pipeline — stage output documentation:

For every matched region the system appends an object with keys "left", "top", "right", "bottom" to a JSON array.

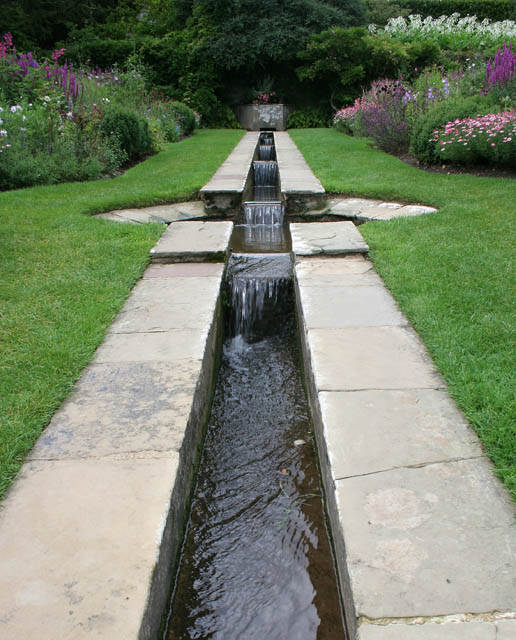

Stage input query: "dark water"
[
  {"left": 230, "top": 225, "right": 291, "bottom": 254},
  {"left": 165, "top": 315, "right": 345, "bottom": 640}
]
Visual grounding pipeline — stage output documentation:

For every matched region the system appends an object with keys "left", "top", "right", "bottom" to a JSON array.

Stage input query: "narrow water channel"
[{"left": 164, "top": 133, "right": 346, "bottom": 639}]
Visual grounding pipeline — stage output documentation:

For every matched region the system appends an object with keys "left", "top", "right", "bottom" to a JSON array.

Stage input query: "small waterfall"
[
  {"left": 258, "top": 145, "right": 275, "bottom": 161},
  {"left": 243, "top": 202, "right": 284, "bottom": 225},
  {"left": 253, "top": 161, "right": 277, "bottom": 186},
  {"left": 228, "top": 254, "right": 292, "bottom": 340}
]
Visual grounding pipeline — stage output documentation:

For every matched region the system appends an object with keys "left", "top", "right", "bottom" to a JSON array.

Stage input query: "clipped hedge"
[{"left": 398, "top": 0, "right": 516, "bottom": 22}]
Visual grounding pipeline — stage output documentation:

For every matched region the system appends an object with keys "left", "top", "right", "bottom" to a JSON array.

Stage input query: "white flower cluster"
[{"left": 377, "top": 13, "right": 516, "bottom": 41}]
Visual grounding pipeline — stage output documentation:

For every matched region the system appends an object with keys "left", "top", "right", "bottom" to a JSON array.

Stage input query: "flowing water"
[{"left": 164, "top": 133, "right": 346, "bottom": 640}]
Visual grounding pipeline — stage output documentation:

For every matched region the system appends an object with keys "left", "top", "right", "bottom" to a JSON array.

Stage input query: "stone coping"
[
  {"left": 300, "top": 197, "right": 438, "bottom": 223},
  {"left": 294, "top": 255, "right": 516, "bottom": 640},
  {"left": 0, "top": 263, "right": 225, "bottom": 639},
  {"left": 95, "top": 201, "right": 207, "bottom": 225},
  {"left": 290, "top": 221, "right": 369, "bottom": 256},
  {"left": 149, "top": 220, "right": 233, "bottom": 263},
  {"left": 274, "top": 131, "right": 325, "bottom": 195},
  {"left": 200, "top": 131, "right": 259, "bottom": 194}
]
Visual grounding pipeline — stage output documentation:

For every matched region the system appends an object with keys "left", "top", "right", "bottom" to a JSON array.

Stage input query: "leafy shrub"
[
  {"left": 0, "top": 100, "right": 126, "bottom": 190},
  {"left": 170, "top": 101, "right": 197, "bottom": 136},
  {"left": 396, "top": 0, "right": 516, "bottom": 23},
  {"left": 410, "top": 95, "right": 492, "bottom": 162},
  {"left": 287, "top": 107, "right": 330, "bottom": 128},
  {"left": 334, "top": 79, "right": 411, "bottom": 153},
  {"left": 430, "top": 109, "right": 516, "bottom": 166},
  {"left": 100, "top": 105, "right": 152, "bottom": 161}
]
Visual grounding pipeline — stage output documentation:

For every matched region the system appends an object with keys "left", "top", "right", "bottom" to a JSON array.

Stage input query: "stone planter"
[{"left": 234, "top": 104, "right": 293, "bottom": 131}]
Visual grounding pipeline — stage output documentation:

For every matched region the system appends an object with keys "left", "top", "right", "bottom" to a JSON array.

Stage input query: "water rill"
[{"left": 164, "top": 133, "right": 346, "bottom": 639}]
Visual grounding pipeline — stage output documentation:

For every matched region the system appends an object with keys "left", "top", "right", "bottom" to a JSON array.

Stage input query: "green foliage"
[
  {"left": 410, "top": 96, "right": 492, "bottom": 163},
  {"left": 297, "top": 27, "right": 370, "bottom": 107},
  {"left": 297, "top": 27, "right": 433, "bottom": 108},
  {"left": 364, "top": 0, "right": 409, "bottom": 25},
  {"left": 100, "top": 105, "right": 152, "bottom": 161},
  {"left": 0, "top": 0, "right": 121, "bottom": 52},
  {"left": 287, "top": 107, "right": 331, "bottom": 128},
  {"left": 397, "top": 0, "right": 516, "bottom": 22}
]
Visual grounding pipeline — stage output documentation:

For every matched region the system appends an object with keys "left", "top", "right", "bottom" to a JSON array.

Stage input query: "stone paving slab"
[
  {"left": 307, "top": 326, "right": 445, "bottom": 391},
  {"left": 28, "top": 361, "right": 202, "bottom": 459},
  {"left": 94, "top": 329, "right": 209, "bottom": 363},
  {"left": 274, "top": 132, "right": 325, "bottom": 195},
  {"left": 295, "top": 255, "right": 383, "bottom": 287},
  {"left": 324, "top": 197, "right": 438, "bottom": 223},
  {"left": 150, "top": 220, "right": 232, "bottom": 262},
  {"left": 337, "top": 458, "right": 516, "bottom": 619},
  {"left": 108, "top": 277, "right": 221, "bottom": 333},
  {"left": 290, "top": 222, "right": 369, "bottom": 256},
  {"left": 0, "top": 456, "right": 180, "bottom": 639},
  {"left": 143, "top": 263, "right": 225, "bottom": 278},
  {"left": 319, "top": 390, "right": 482, "bottom": 478},
  {"left": 96, "top": 201, "right": 207, "bottom": 224},
  {"left": 298, "top": 285, "right": 406, "bottom": 328},
  {"left": 497, "top": 620, "right": 516, "bottom": 638},
  {"left": 358, "top": 622, "right": 497, "bottom": 639},
  {"left": 200, "top": 132, "right": 259, "bottom": 194}
]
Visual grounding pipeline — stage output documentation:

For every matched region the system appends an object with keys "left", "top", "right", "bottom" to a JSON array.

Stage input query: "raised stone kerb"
[
  {"left": 200, "top": 132, "right": 259, "bottom": 213},
  {"left": 290, "top": 222, "right": 369, "bottom": 256},
  {"left": 149, "top": 220, "right": 233, "bottom": 263}
]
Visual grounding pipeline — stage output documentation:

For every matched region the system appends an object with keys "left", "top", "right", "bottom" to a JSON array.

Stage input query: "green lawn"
[
  {"left": 291, "top": 129, "right": 516, "bottom": 499},
  {"left": 0, "top": 129, "right": 244, "bottom": 499}
]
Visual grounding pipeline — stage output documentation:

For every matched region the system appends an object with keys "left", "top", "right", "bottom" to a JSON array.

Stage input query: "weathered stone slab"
[
  {"left": 307, "top": 327, "right": 444, "bottom": 391},
  {"left": 298, "top": 285, "right": 406, "bottom": 328},
  {"left": 295, "top": 256, "right": 383, "bottom": 287},
  {"left": 200, "top": 132, "right": 258, "bottom": 194},
  {"left": 0, "top": 457, "right": 180, "bottom": 639},
  {"left": 327, "top": 198, "right": 383, "bottom": 213},
  {"left": 336, "top": 458, "right": 516, "bottom": 619},
  {"left": 96, "top": 201, "right": 207, "bottom": 225},
  {"left": 108, "top": 277, "right": 220, "bottom": 333},
  {"left": 149, "top": 221, "right": 232, "bottom": 262},
  {"left": 319, "top": 390, "right": 482, "bottom": 478},
  {"left": 274, "top": 132, "right": 325, "bottom": 195},
  {"left": 290, "top": 222, "right": 369, "bottom": 256},
  {"left": 94, "top": 329, "right": 209, "bottom": 363},
  {"left": 144, "top": 263, "right": 225, "bottom": 278},
  {"left": 324, "top": 198, "right": 438, "bottom": 222},
  {"left": 358, "top": 622, "right": 496, "bottom": 639},
  {"left": 497, "top": 620, "right": 516, "bottom": 638},
  {"left": 28, "top": 361, "right": 202, "bottom": 459}
]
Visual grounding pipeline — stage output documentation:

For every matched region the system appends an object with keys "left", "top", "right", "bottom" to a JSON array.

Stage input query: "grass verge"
[
  {"left": 0, "top": 129, "right": 244, "bottom": 499},
  {"left": 290, "top": 128, "right": 516, "bottom": 499}
]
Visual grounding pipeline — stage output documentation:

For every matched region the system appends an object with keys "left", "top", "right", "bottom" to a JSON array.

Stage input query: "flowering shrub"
[
  {"left": 372, "top": 13, "right": 516, "bottom": 50},
  {"left": 0, "top": 33, "right": 198, "bottom": 191},
  {"left": 334, "top": 79, "right": 410, "bottom": 153},
  {"left": 430, "top": 110, "right": 516, "bottom": 165}
]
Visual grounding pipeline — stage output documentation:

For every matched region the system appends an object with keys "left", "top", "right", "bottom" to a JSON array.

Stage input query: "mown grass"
[
  {"left": 291, "top": 128, "right": 516, "bottom": 499},
  {"left": 0, "top": 129, "right": 244, "bottom": 499}
]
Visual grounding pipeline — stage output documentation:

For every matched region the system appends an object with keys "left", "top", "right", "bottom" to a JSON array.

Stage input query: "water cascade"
[
  {"left": 243, "top": 202, "right": 284, "bottom": 225},
  {"left": 164, "top": 132, "right": 347, "bottom": 639}
]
